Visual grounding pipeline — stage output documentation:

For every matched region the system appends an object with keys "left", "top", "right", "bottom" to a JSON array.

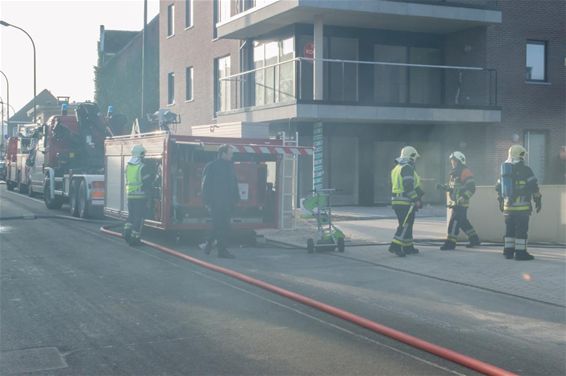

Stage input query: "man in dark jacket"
[{"left": 201, "top": 144, "right": 240, "bottom": 258}]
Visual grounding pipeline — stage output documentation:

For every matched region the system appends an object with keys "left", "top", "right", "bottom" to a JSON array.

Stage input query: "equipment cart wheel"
[
  {"left": 337, "top": 237, "right": 345, "bottom": 253},
  {"left": 307, "top": 238, "right": 315, "bottom": 254}
]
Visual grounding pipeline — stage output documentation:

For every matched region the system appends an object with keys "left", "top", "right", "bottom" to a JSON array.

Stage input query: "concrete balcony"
[
  {"left": 216, "top": 58, "right": 501, "bottom": 125},
  {"left": 217, "top": 0, "right": 501, "bottom": 39}
]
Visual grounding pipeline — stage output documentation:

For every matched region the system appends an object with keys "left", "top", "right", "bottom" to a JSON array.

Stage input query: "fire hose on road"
[{"left": 101, "top": 224, "right": 516, "bottom": 376}]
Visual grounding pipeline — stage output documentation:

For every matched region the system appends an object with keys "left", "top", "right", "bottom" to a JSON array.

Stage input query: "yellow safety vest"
[
  {"left": 125, "top": 163, "right": 145, "bottom": 199},
  {"left": 391, "top": 164, "right": 421, "bottom": 206}
]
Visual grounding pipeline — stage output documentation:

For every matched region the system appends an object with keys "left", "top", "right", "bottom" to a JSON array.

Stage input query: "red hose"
[{"left": 101, "top": 225, "right": 517, "bottom": 376}]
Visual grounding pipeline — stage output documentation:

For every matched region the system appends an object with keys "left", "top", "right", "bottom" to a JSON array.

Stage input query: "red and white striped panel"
[{"left": 233, "top": 144, "right": 313, "bottom": 156}]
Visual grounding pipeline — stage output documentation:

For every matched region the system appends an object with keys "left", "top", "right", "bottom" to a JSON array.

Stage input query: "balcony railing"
[
  {"left": 392, "top": 0, "right": 498, "bottom": 10},
  {"left": 217, "top": 57, "right": 497, "bottom": 114}
]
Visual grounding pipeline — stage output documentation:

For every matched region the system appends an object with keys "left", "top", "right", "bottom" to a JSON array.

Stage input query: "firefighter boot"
[
  {"left": 440, "top": 240, "right": 456, "bottom": 251},
  {"left": 217, "top": 248, "right": 235, "bottom": 259},
  {"left": 503, "top": 249, "right": 515, "bottom": 259},
  {"left": 388, "top": 242, "right": 406, "bottom": 257},
  {"left": 123, "top": 223, "right": 133, "bottom": 244},
  {"left": 514, "top": 239, "right": 534, "bottom": 261},
  {"left": 515, "top": 251, "right": 534, "bottom": 261},
  {"left": 466, "top": 235, "right": 481, "bottom": 248},
  {"left": 130, "top": 231, "right": 142, "bottom": 246},
  {"left": 404, "top": 245, "right": 419, "bottom": 255},
  {"left": 503, "top": 237, "right": 515, "bottom": 259}
]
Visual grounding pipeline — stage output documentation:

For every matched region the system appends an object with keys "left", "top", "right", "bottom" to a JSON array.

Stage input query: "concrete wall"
[{"left": 467, "top": 185, "right": 566, "bottom": 244}]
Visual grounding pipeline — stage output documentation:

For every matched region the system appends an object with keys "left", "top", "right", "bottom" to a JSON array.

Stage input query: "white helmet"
[
  {"left": 508, "top": 144, "right": 527, "bottom": 161},
  {"left": 449, "top": 151, "right": 466, "bottom": 165},
  {"left": 400, "top": 146, "right": 420, "bottom": 162},
  {"left": 131, "top": 144, "right": 146, "bottom": 158}
]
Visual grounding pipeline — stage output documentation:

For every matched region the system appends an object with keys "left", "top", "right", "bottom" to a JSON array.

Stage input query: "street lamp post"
[
  {"left": 0, "top": 70, "right": 9, "bottom": 147},
  {"left": 0, "top": 20, "right": 36, "bottom": 123}
]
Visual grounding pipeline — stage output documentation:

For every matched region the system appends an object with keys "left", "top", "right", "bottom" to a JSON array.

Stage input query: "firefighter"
[
  {"left": 201, "top": 144, "right": 240, "bottom": 258},
  {"left": 123, "top": 144, "right": 153, "bottom": 246},
  {"left": 437, "top": 151, "right": 481, "bottom": 250},
  {"left": 496, "top": 145, "right": 542, "bottom": 261},
  {"left": 388, "top": 146, "right": 424, "bottom": 257}
]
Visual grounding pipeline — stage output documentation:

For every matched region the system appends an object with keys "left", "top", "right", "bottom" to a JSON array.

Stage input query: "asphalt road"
[{"left": 1, "top": 183, "right": 564, "bottom": 375}]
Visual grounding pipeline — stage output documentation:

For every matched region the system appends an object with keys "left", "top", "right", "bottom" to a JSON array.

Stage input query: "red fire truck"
[
  {"left": 4, "top": 124, "right": 39, "bottom": 193},
  {"left": 104, "top": 132, "right": 312, "bottom": 231}
]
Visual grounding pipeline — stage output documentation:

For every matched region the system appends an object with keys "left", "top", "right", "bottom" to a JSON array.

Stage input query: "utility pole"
[{"left": 140, "top": 0, "right": 148, "bottom": 130}]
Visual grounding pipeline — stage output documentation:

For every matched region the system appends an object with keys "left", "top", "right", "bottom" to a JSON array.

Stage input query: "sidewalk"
[{"left": 258, "top": 210, "right": 566, "bottom": 307}]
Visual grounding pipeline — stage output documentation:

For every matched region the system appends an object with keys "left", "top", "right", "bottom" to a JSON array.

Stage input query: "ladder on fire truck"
[{"left": 279, "top": 132, "right": 299, "bottom": 230}]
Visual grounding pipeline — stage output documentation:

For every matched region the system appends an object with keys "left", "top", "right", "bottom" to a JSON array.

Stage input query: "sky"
[{"left": 0, "top": 0, "right": 160, "bottom": 118}]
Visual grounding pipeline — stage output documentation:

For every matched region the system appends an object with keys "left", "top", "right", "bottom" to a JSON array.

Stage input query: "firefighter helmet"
[
  {"left": 400, "top": 146, "right": 420, "bottom": 161},
  {"left": 131, "top": 144, "right": 146, "bottom": 158},
  {"left": 449, "top": 151, "right": 466, "bottom": 165},
  {"left": 508, "top": 144, "right": 527, "bottom": 161}
]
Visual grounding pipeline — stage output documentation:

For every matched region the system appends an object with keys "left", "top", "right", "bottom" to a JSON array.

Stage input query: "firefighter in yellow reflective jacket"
[
  {"left": 388, "top": 146, "right": 425, "bottom": 257},
  {"left": 495, "top": 145, "right": 542, "bottom": 261},
  {"left": 437, "top": 151, "right": 481, "bottom": 250},
  {"left": 123, "top": 144, "right": 154, "bottom": 245}
]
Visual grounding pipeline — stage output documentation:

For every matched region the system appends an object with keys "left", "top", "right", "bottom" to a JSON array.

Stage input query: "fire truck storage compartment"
[{"left": 104, "top": 133, "right": 281, "bottom": 231}]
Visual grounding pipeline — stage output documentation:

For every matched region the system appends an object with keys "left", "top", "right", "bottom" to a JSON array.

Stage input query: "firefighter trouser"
[
  {"left": 504, "top": 213, "right": 529, "bottom": 252},
  {"left": 446, "top": 206, "right": 478, "bottom": 244},
  {"left": 127, "top": 198, "right": 147, "bottom": 235},
  {"left": 391, "top": 205, "right": 415, "bottom": 250},
  {"left": 208, "top": 206, "right": 232, "bottom": 251}
]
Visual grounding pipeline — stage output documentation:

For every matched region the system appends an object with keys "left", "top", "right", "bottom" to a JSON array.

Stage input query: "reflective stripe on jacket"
[{"left": 391, "top": 163, "right": 421, "bottom": 206}]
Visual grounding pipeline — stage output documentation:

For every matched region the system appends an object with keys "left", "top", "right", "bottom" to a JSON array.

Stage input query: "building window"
[
  {"left": 214, "top": 55, "right": 231, "bottom": 113},
  {"left": 167, "top": 72, "right": 175, "bottom": 105},
  {"left": 526, "top": 41, "right": 546, "bottom": 81},
  {"left": 167, "top": 3, "right": 175, "bottom": 37},
  {"left": 185, "top": 0, "right": 193, "bottom": 28},
  {"left": 185, "top": 67, "right": 193, "bottom": 101},
  {"left": 218, "top": 0, "right": 231, "bottom": 23},
  {"left": 524, "top": 131, "right": 546, "bottom": 183}
]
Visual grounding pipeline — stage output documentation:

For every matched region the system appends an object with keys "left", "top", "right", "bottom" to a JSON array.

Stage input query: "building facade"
[{"left": 160, "top": 0, "right": 565, "bottom": 205}]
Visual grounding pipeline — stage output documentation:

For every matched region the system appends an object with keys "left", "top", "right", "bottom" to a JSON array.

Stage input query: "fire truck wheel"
[
  {"left": 44, "top": 180, "right": 63, "bottom": 209},
  {"left": 337, "top": 237, "right": 345, "bottom": 253},
  {"left": 307, "top": 238, "right": 315, "bottom": 254},
  {"left": 78, "top": 180, "right": 89, "bottom": 218},
  {"left": 18, "top": 182, "right": 28, "bottom": 194},
  {"left": 28, "top": 181, "right": 35, "bottom": 197},
  {"left": 69, "top": 180, "right": 80, "bottom": 217},
  {"left": 7, "top": 181, "right": 15, "bottom": 191}
]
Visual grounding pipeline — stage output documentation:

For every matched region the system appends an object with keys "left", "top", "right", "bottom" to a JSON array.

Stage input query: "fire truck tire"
[
  {"left": 77, "top": 180, "right": 89, "bottom": 218},
  {"left": 307, "top": 238, "right": 315, "bottom": 254},
  {"left": 7, "top": 181, "right": 15, "bottom": 191},
  {"left": 44, "top": 180, "right": 63, "bottom": 209},
  {"left": 28, "top": 180, "right": 35, "bottom": 197},
  {"left": 69, "top": 180, "right": 80, "bottom": 217},
  {"left": 18, "top": 182, "right": 28, "bottom": 194},
  {"left": 337, "top": 237, "right": 345, "bottom": 253}
]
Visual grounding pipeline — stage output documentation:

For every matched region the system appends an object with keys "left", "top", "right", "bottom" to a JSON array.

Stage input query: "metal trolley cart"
[{"left": 302, "top": 188, "right": 345, "bottom": 253}]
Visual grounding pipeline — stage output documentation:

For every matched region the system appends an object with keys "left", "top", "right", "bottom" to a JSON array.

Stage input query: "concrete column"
[{"left": 313, "top": 15, "right": 324, "bottom": 101}]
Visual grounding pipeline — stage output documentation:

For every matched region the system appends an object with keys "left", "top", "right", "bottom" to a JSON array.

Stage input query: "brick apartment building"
[{"left": 159, "top": 0, "right": 565, "bottom": 205}]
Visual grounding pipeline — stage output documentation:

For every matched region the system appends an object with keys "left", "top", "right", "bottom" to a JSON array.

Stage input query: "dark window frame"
[{"left": 526, "top": 40, "right": 547, "bottom": 82}]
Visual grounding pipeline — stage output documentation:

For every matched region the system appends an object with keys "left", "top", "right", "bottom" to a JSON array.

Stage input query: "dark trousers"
[
  {"left": 393, "top": 205, "right": 415, "bottom": 247},
  {"left": 127, "top": 198, "right": 147, "bottom": 233},
  {"left": 446, "top": 206, "right": 477, "bottom": 242},
  {"left": 504, "top": 213, "right": 529, "bottom": 251},
  {"left": 209, "top": 206, "right": 231, "bottom": 250}
]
